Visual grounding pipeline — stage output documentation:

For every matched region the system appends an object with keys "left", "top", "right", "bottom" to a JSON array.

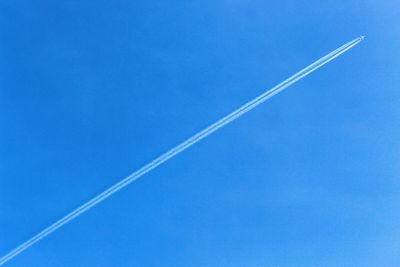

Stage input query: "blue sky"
[{"left": 1, "top": 1, "right": 399, "bottom": 266}]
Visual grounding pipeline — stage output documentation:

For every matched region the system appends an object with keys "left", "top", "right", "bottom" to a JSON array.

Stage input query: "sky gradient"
[{"left": 1, "top": 1, "right": 399, "bottom": 266}]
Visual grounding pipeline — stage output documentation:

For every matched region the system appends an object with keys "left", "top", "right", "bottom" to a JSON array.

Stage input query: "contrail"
[{"left": 0, "top": 36, "right": 364, "bottom": 265}]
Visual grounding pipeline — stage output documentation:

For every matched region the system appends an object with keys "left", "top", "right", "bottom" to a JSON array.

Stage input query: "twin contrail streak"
[{"left": 0, "top": 36, "right": 364, "bottom": 265}]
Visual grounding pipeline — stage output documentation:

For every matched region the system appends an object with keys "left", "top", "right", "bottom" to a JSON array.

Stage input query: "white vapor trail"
[{"left": 0, "top": 36, "right": 364, "bottom": 265}]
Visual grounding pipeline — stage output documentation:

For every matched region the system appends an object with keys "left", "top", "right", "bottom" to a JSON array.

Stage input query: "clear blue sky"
[{"left": 1, "top": 1, "right": 399, "bottom": 266}]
